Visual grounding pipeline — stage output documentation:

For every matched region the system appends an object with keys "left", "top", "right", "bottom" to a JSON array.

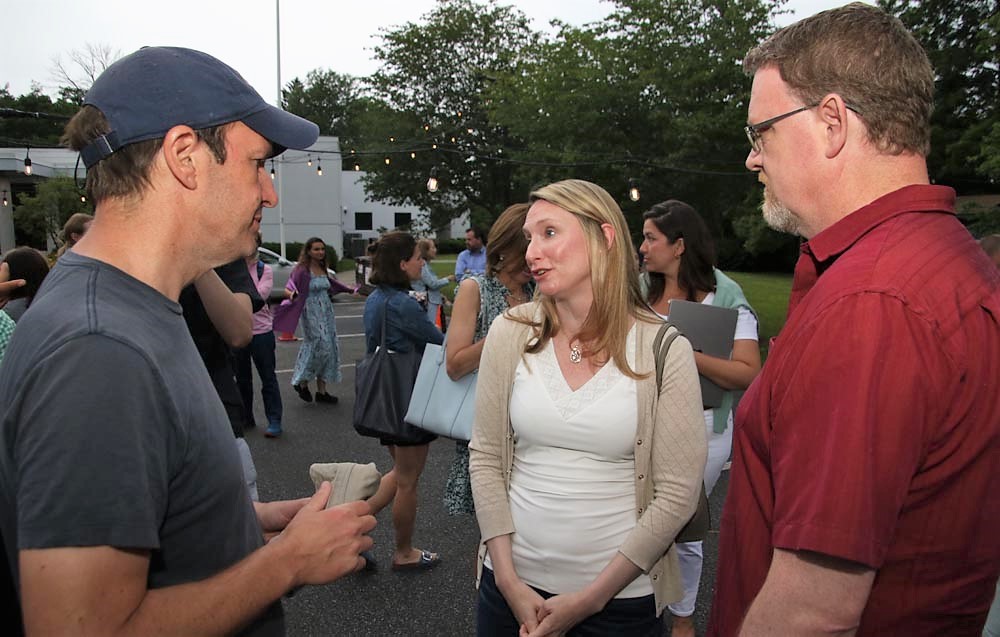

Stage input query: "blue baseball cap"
[{"left": 80, "top": 46, "right": 319, "bottom": 168}]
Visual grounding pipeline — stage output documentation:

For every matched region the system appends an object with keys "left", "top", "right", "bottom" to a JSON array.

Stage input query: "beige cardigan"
[{"left": 469, "top": 302, "right": 707, "bottom": 616}]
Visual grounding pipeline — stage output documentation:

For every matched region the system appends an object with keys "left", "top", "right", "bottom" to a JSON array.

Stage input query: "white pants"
[{"left": 668, "top": 414, "right": 733, "bottom": 618}]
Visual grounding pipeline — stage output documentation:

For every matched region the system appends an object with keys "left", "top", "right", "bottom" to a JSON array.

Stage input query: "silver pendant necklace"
[{"left": 569, "top": 343, "right": 582, "bottom": 364}]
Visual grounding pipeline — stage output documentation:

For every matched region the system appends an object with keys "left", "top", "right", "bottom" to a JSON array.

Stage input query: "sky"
[{"left": 3, "top": 0, "right": 860, "bottom": 104}]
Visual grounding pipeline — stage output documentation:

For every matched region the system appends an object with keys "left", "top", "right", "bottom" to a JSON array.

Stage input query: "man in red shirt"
[{"left": 708, "top": 4, "right": 1000, "bottom": 636}]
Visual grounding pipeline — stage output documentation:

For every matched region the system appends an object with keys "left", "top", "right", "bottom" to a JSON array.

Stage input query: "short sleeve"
[
  {"left": 15, "top": 335, "right": 177, "bottom": 551},
  {"left": 734, "top": 305, "right": 758, "bottom": 341},
  {"left": 217, "top": 259, "right": 263, "bottom": 313},
  {"left": 769, "top": 293, "right": 950, "bottom": 568}
]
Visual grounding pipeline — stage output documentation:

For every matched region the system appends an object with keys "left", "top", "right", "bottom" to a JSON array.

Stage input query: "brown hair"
[
  {"left": 56, "top": 212, "right": 94, "bottom": 257},
  {"left": 521, "top": 180, "right": 654, "bottom": 379},
  {"left": 2, "top": 247, "right": 50, "bottom": 307},
  {"left": 369, "top": 232, "right": 417, "bottom": 289},
  {"left": 486, "top": 203, "right": 530, "bottom": 276},
  {"left": 297, "top": 237, "right": 329, "bottom": 269},
  {"left": 61, "top": 105, "right": 230, "bottom": 205},
  {"left": 743, "top": 2, "right": 934, "bottom": 156}
]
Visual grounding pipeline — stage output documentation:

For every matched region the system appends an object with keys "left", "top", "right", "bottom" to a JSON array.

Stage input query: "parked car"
[{"left": 257, "top": 246, "right": 294, "bottom": 302}]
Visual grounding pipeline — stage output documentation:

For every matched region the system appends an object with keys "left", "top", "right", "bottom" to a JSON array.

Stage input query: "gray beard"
[{"left": 762, "top": 187, "right": 802, "bottom": 236}]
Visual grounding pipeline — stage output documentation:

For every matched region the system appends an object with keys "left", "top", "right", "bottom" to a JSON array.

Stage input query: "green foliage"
[
  {"left": 958, "top": 202, "right": 1000, "bottom": 237},
  {"left": 282, "top": 70, "right": 362, "bottom": 138},
  {"left": 0, "top": 86, "right": 78, "bottom": 146},
  {"left": 725, "top": 270, "right": 793, "bottom": 360},
  {"left": 12, "top": 177, "right": 92, "bottom": 248},
  {"left": 880, "top": 0, "right": 1000, "bottom": 192}
]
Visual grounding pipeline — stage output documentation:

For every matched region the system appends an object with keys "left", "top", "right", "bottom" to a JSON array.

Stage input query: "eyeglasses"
[
  {"left": 744, "top": 103, "right": 861, "bottom": 154},
  {"left": 744, "top": 104, "right": 817, "bottom": 154}
]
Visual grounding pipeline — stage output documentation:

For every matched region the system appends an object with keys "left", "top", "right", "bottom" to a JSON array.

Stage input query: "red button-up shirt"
[{"left": 709, "top": 185, "right": 1000, "bottom": 636}]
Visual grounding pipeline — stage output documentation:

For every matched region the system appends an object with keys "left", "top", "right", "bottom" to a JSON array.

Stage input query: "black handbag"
[
  {"left": 353, "top": 296, "right": 437, "bottom": 446},
  {"left": 653, "top": 322, "right": 711, "bottom": 544}
]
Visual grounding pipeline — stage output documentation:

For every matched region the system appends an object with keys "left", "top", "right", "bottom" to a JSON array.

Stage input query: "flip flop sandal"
[{"left": 391, "top": 549, "right": 441, "bottom": 571}]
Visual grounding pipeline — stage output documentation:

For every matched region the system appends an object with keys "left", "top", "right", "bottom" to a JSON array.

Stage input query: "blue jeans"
[
  {"left": 477, "top": 567, "right": 662, "bottom": 637},
  {"left": 235, "top": 331, "right": 283, "bottom": 430}
]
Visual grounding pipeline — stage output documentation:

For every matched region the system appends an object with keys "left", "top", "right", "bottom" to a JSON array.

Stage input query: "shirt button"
[
  {"left": 652, "top": 574, "right": 658, "bottom": 581},
  {"left": 638, "top": 474, "right": 645, "bottom": 480},
  {"left": 636, "top": 439, "right": 643, "bottom": 446},
  {"left": 637, "top": 507, "right": 644, "bottom": 514}
]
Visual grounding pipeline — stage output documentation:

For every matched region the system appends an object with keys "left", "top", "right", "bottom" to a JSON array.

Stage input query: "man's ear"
[
  {"left": 161, "top": 125, "right": 201, "bottom": 191},
  {"left": 817, "top": 93, "right": 851, "bottom": 159}
]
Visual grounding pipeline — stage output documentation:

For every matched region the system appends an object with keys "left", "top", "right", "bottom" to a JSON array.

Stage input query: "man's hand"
[
  {"left": 524, "top": 590, "right": 599, "bottom": 637},
  {"left": 255, "top": 498, "right": 310, "bottom": 541},
  {"left": 0, "top": 262, "right": 26, "bottom": 309},
  {"left": 269, "top": 482, "right": 377, "bottom": 587}
]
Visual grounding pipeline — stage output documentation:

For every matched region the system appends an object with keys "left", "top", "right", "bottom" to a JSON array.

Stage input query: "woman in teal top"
[{"left": 639, "top": 199, "right": 761, "bottom": 637}]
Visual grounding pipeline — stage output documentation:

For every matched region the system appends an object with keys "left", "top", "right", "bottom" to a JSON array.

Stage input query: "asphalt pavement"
[{"left": 246, "top": 290, "right": 729, "bottom": 636}]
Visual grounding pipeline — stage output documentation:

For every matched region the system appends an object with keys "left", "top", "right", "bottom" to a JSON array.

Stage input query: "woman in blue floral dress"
[{"left": 273, "top": 237, "right": 356, "bottom": 404}]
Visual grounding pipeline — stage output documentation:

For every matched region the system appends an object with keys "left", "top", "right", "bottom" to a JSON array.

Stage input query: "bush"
[{"left": 436, "top": 238, "right": 466, "bottom": 254}]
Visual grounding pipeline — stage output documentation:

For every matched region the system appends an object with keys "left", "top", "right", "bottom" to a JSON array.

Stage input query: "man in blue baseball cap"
[{"left": 0, "top": 47, "right": 376, "bottom": 636}]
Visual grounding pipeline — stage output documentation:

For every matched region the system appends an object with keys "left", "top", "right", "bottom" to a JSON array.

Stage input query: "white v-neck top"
[{"left": 484, "top": 325, "right": 652, "bottom": 598}]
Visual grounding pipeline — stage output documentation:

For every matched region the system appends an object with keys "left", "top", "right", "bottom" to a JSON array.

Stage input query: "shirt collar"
[{"left": 803, "top": 184, "right": 956, "bottom": 264}]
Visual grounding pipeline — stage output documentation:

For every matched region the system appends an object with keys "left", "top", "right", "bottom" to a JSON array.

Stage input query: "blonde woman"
[
  {"left": 470, "top": 180, "right": 706, "bottom": 636},
  {"left": 412, "top": 238, "right": 455, "bottom": 323}
]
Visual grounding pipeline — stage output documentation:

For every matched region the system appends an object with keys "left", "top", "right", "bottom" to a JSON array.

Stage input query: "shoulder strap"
[
  {"left": 257, "top": 260, "right": 264, "bottom": 278},
  {"left": 653, "top": 321, "right": 681, "bottom": 388}
]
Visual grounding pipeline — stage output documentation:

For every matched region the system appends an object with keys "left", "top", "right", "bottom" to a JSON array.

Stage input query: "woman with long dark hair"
[
  {"left": 363, "top": 231, "right": 445, "bottom": 570},
  {"left": 272, "top": 237, "right": 355, "bottom": 404},
  {"left": 1, "top": 247, "right": 50, "bottom": 323},
  {"left": 639, "top": 199, "right": 761, "bottom": 637}
]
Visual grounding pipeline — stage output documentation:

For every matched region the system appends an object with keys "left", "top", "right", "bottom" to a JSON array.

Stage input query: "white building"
[{"left": 1, "top": 135, "right": 467, "bottom": 258}]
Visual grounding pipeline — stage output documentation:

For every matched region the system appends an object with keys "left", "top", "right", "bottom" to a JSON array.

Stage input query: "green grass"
[
  {"left": 428, "top": 259, "right": 793, "bottom": 359},
  {"left": 724, "top": 271, "right": 793, "bottom": 360}
]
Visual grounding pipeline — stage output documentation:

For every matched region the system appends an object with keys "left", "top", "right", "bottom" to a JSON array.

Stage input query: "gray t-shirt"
[{"left": 0, "top": 252, "right": 283, "bottom": 635}]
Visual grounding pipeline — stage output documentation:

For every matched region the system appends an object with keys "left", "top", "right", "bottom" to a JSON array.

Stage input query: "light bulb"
[
  {"left": 384, "top": 157, "right": 391, "bottom": 165},
  {"left": 628, "top": 182, "right": 640, "bottom": 202},
  {"left": 411, "top": 152, "right": 416, "bottom": 159},
  {"left": 23, "top": 157, "right": 32, "bottom": 176},
  {"left": 307, "top": 155, "right": 313, "bottom": 167},
  {"left": 354, "top": 164, "right": 360, "bottom": 171},
  {"left": 427, "top": 176, "right": 439, "bottom": 192},
  {"left": 317, "top": 163, "right": 323, "bottom": 176}
]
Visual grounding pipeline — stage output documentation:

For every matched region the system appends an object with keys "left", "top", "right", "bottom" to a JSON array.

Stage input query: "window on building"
[
  {"left": 394, "top": 212, "right": 412, "bottom": 229},
  {"left": 355, "top": 212, "right": 373, "bottom": 230}
]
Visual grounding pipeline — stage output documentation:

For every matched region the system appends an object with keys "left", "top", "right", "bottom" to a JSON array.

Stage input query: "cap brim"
[{"left": 243, "top": 105, "right": 320, "bottom": 156}]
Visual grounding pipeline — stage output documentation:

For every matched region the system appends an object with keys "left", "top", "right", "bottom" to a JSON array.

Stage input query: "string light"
[
  {"left": 389, "top": 136, "right": 395, "bottom": 142},
  {"left": 354, "top": 163, "right": 360, "bottom": 171},
  {"left": 23, "top": 146, "right": 32, "bottom": 175},
  {"left": 410, "top": 152, "right": 416, "bottom": 159},
  {"left": 423, "top": 124, "right": 430, "bottom": 131},
  {"left": 384, "top": 157, "right": 391, "bottom": 165},
  {"left": 307, "top": 155, "right": 313, "bottom": 167},
  {"left": 1, "top": 190, "right": 7, "bottom": 207},
  {"left": 426, "top": 166, "right": 439, "bottom": 193},
  {"left": 432, "top": 143, "right": 438, "bottom": 150},
  {"left": 80, "top": 194, "right": 86, "bottom": 203},
  {"left": 317, "top": 158, "right": 323, "bottom": 176},
  {"left": 270, "top": 160, "right": 276, "bottom": 179},
  {"left": 628, "top": 178, "right": 640, "bottom": 202},
  {"left": 450, "top": 136, "right": 456, "bottom": 143}
]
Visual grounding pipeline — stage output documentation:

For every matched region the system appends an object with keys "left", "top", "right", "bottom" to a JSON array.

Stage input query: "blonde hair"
[
  {"left": 417, "top": 238, "right": 435, "bottom": 261},
  {"left": 521, "top": 179, "right": 654, "bottom": 379}
]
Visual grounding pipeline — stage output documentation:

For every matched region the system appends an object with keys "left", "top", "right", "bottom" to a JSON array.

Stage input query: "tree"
[
  {"left": 49, "top": 43, "right": 121, "bottom": 104},
  {"left": 13, "top": 177, "right": 93, "bottom": 249},
  {"left": 361, "top": 0, "right": 541, "bottom": 228},
  {"left": 282, "top": 70, "right": 362, "bottom": 138},
  {"left": 880, "top": 0, "right": 1000, "bottom": 192},
  {"left": 490, "top": 0, "right": 793, "bottom": 268},
  {"left": 0, "top": 86, "right": 78, "bottom": 146}
]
